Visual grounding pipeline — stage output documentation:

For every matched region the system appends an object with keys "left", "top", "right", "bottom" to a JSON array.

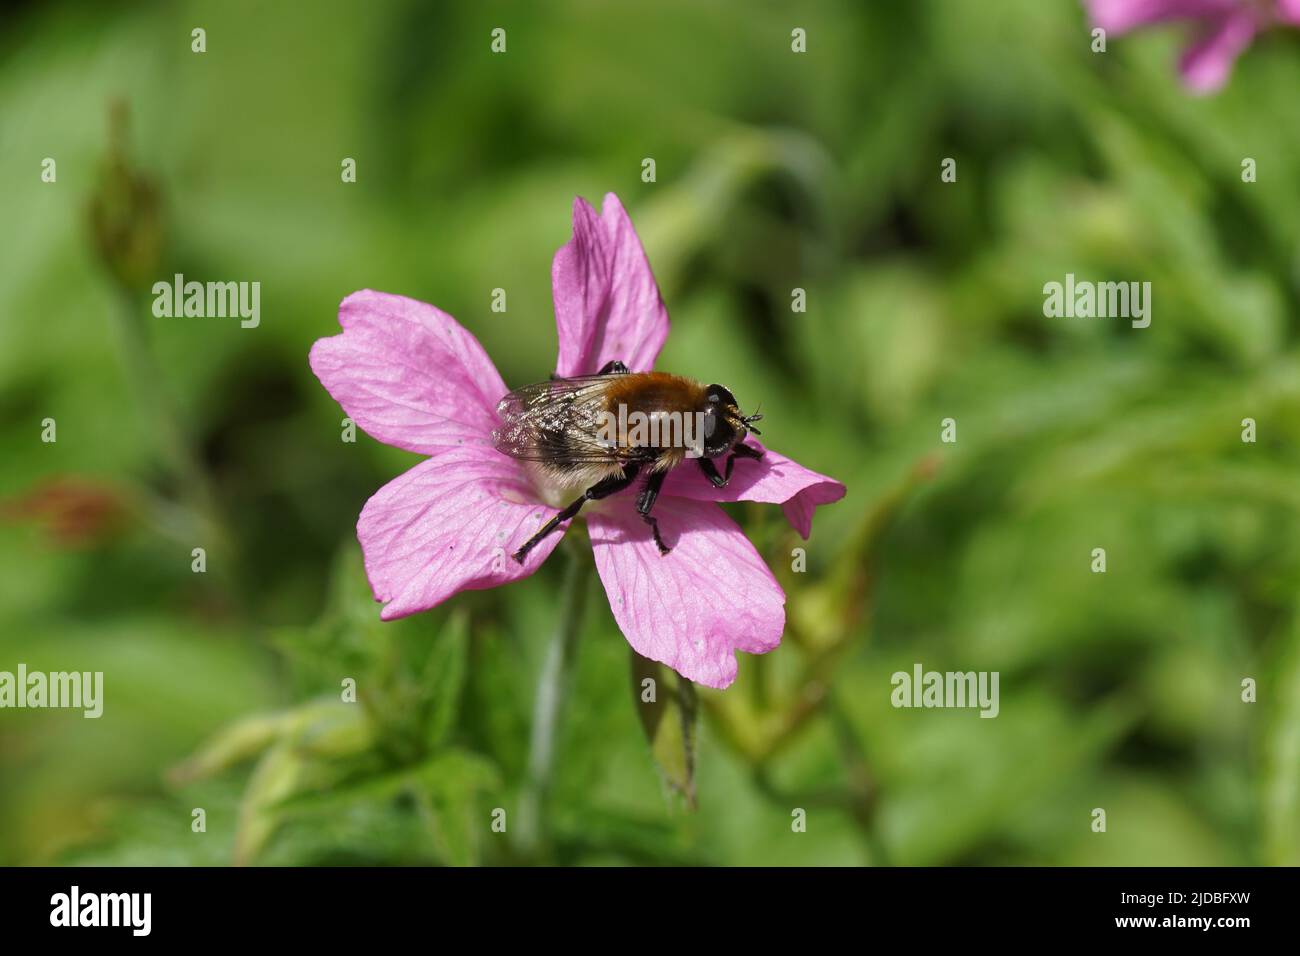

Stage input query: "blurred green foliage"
[{"left": 2, "top": 0, "right": 1299, "bottom": 866}]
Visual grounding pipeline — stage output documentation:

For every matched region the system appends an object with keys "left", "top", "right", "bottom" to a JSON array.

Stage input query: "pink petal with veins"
[
  {"left": 587, "top": 496, "right": 785, "bottom": 689},
  {"left": 662, "top": 441, "right": 846, "bottom": 539},
  {"left": 357, "top": 446, "right": 561, "bottom": 620},
  {"left": 552, "top": 193, "right": 670, "bottom": 377},
  {"left": 310, "top": 290, "right": 506, "bottom": 455}
]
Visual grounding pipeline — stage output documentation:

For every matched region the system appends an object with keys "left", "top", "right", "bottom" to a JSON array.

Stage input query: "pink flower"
[
  {"left": 1085, "top": 0, "right": 1300, "bottom": 93},
  {"left": 309, "top": 193, "right": 845, "bottom": 689}
]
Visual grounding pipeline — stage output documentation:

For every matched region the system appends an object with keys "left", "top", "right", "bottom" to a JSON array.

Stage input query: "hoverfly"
[{"left": 493, "top": 360, "right": 764, "bottom": 563}]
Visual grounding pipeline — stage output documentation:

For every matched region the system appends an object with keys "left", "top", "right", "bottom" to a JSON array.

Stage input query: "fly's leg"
[
  {"left": 636, "top": 469, "right": 671, "bottom": 555},
  {"left": 551, "top": 360, "right": 627, "bottom": 381},
  {"left": 696, "top": 442, "right": 764, "bottom": 488},
  {"left": 512, "top": 463, "right": 640, "bottom": 563},
  {"left": 697, "top": 457, "right": 730, "bottom": 488}
]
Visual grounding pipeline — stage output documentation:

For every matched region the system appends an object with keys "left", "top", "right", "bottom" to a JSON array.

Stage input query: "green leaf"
[
  {"left": 629, "top": 650, "right": 698, "bottom": 808},
  {"left": 166, "top": 712, "right": 287, "bottom": 786},
  {"left": 1263, "top": 613, "right": 1300, "bottom": 865},
  {"left": 423, "top": 611, "right": 470, "bottom": 750},
  {"left": 233, "top": 741, "right": 306, "bottom": 866},
  {"left": 418, "top": 749, "right": 502, "bottom": 867},
  {"left": 266, "top": 749, "right": 500, "bottom": 867}
]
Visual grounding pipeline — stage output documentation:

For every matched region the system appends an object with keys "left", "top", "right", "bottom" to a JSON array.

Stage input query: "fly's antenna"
[{"left": 742, "top": 404, "right": 763, "bottom": 434}]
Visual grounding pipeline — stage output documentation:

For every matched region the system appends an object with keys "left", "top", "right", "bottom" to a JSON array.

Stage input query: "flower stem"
[
  {"left": 518, "top": 541, "right": 591, "bottom": 858},
  {"left": 109, "top": 286, "right": 238, "bottom": 585}
]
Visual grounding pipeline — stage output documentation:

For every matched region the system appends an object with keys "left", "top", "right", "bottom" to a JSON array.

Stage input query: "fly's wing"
[{"left": 492, "top": 375, "right": 632, "bottom": 465}]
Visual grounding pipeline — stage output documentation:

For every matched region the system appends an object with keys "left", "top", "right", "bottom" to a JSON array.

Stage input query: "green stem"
[{"left": 518, "top": 544, "right": 591, "bottom": 858}]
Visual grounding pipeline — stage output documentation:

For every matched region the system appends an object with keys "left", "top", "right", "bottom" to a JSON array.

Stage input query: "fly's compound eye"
[
  {"left": 702, "top": 407, "right": 737, "bottom": 456},
  {"left": 705, "top": 384, "right": 737, "bottom": 409}
]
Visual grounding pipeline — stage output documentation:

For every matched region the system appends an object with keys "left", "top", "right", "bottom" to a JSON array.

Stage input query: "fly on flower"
[
  {"left": 493, "top": 364, "right": 765, "bottom": 561},
  {"left": 309, "top": 192, "right": 845, "bottom": 688}
]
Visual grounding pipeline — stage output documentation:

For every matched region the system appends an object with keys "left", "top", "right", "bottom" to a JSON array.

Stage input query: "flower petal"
[
  {"left": 1084, "top": 0, "right": 1237, "bottom": 34},
  {"left": 587, "top": 497, "right": 784, "bottom": 689},
  {"left": 357, "top": 447, "right": 562, "bottom": 620},
  {"left": 1178, "top": 11, "right": 1256, "bottom": 93},
  {"left": 1280, "top": 0, "right": 1300, "bottom": 26},
  {"left": 310, "top": 290, "right": 507, "bottom": 455},
  {"left": 552, "top": 193, "right": 670, "bottom": 377},
  {"left": 660, "top": 442, "right": 846, "bottom": 539}
]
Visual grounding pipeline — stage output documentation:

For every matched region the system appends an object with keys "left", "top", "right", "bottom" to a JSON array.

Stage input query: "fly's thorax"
[
  {"left": 601, "top": 372, "right": 705, "bottom": 413},
  {"left": 598, "top": 373, "right": 709, "bottom": 456}
]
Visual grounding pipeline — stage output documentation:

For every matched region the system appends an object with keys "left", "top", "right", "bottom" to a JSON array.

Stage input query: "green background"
[{"left": 2, "top": 0, "right": 1299, "bottom": 866}]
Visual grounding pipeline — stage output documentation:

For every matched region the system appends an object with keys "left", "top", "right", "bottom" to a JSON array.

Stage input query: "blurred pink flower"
[
  {"left": 309, "top": 193, "right": 844, "bottom": 689},
  {"left": 1085, "top": 0, "right": 1300, "bottom": 92}
]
